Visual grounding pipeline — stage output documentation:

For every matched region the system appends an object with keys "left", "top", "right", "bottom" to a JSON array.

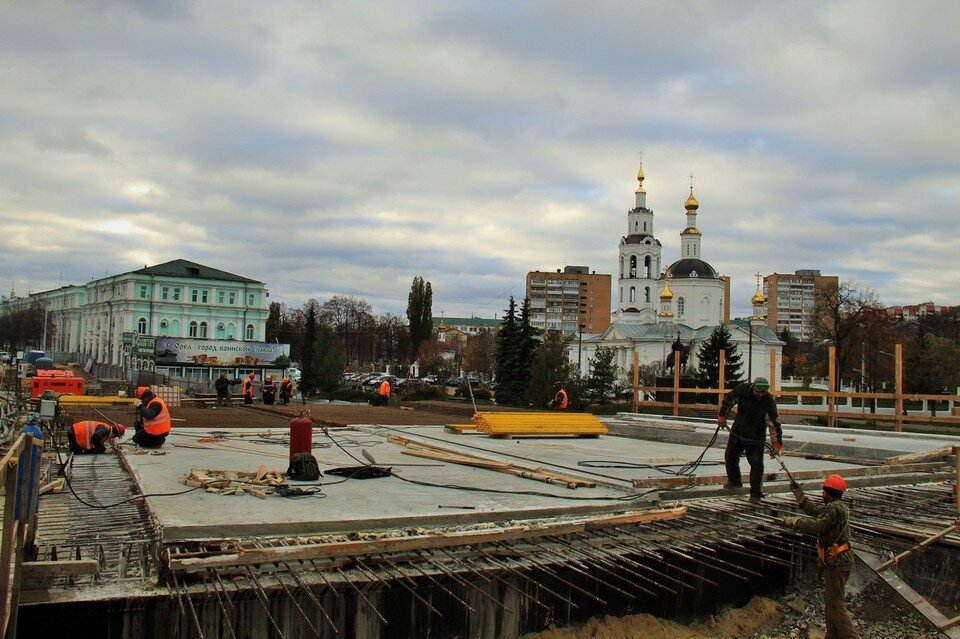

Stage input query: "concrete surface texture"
[{"left": 113, "top": 415, "right": 958, "bottom": 542}]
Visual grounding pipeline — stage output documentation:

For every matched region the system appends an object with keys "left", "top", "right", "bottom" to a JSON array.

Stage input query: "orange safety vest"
[
  {"left": 554, "top": 389, "right": 568, "bottom": 410},
  {"left": 72, "top": 421, "right": 110, "bottom": 450},
  {"left": 142, "top": 396, "right": 172, "bottom": 436},
  {"left": 379, "top": 380, "right": 391, "bottom": 398},
  {"left": 242, "top": 378, "right": 254, "bottom": 396}
]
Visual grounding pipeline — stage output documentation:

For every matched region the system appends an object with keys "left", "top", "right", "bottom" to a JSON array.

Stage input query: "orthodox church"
[{"left": 569, "top": 162, "right": 782, "bottom": 385}]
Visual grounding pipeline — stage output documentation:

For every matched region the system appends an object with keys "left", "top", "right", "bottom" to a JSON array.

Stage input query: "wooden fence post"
[
  {"left": 828, "top": 345, "right": 836, "bottom": 428},
  {"left": 718, "top": 349, "right": 726, "bottom": 412},
  {"left": 895, "top": 343, "right": 904, "bottom": 432},
  {"left": 0, "top": 457, "right": 19, "bottom": 637},
  {"left": 673, "top": 350, "right": 681, "bottom": 417}
]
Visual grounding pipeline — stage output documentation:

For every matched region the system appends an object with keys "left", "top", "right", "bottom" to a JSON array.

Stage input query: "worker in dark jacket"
[
  {"left": 718, "top": 376, "right": 782, "bottom": 503},
  {"left": 782, "top": 475, "right": 860, "bottom": 639},
  {"left": 214, "top": 374, "right": 232, "bottom": 406},
  {"left": 68, "top": 421, "right": 125, "bottom": 454},
  {"left": 261, "top": 375, "right": 278, "bottom": 405},
  {"left": 279, "top": 377, "right": 295, "bottom": 405},
  {"left": 132, "top": 386, "right": 171, "bottom": 448}
]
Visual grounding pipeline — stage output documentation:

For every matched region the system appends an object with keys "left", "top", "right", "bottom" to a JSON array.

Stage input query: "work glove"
[
  {"left": 132, "top": 398, "right": 142, "bottom": 407},
  {"left": 792, "top": 486, "right": 805, "bottom": 504},
  {"left": 717, "top": 415, "right": 727, "bottom": 429},
  {"left": 768, "top": 441, "right": 782, "bottom": 458},
  {"left": 781, "top": 516, "right": 800, "bottom": 528}
]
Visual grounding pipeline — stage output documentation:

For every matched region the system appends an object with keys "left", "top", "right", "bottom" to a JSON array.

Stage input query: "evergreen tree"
[
  {"left": 265, "top": 302, "right": 282, "bottom": 343},
  {"left": 313, "top": 323, "right": 347, "bottom": 393},
  {"left": 525, "top": 330, "right": 573, "bottom": 407},
  {"left": 695, "top": 324, "right": 744, "bottom": 389},
  {"left": 517, "top": 297, "right": 538, "bottom": 394},
  {"left": 406, "top": 276, "right": 433, "bottom": 359},
  {"left": 300, "top": 301, "right": 320, "bottom": 396},
  {"left": 585, "top": 346, "right": 619, "bottom": 404},
  {"left": 494, "top": 296, "right": 524, "bottom": 405}
]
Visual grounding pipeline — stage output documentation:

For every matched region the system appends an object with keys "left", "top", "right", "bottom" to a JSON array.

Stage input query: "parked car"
[
  {"left": 421, "top": 375, "right": 439, "bottom": 385},
  {"left": 396, "top": 377, "right": 426, "bottom": 390}
]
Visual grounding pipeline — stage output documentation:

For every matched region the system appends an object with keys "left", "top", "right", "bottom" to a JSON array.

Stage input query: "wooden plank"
[
  {"left": 169, "top": 507, "right": 687, "bottom": 573},
  {"left": 21, "top": 560, "right": 99, "bottom": 578},
  {"left": 39, "top": 478, "right": 65, "bottom": 496},
  {"left": 883, "top": 445, "right": 954, "bottom": 465},
  {"left": 631, "top": 461, "right": 951, "bottom": 488},
  {"left": 858, "top": 549, "right": 960, "bottom": 639},
  {"left": 0, "top": 458, "right": 19, "bottom": 637}
]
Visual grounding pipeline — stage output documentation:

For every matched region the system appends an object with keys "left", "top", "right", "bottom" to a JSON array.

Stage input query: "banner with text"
[{"left": 154, "top": 338, "right": 290, "bottom": 366}]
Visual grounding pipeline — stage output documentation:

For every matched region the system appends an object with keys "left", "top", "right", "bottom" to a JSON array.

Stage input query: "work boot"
[
  {"left": 748, "top": 494, "right": 763, "bottom": 505},
  {"left": 723, "top": 482, "right": 742, "bottom": 490}
]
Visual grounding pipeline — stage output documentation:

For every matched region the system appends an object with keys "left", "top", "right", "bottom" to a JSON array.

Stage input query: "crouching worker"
[
  {"left": 68, "top": 421, "right": 125, "bottom": 454},
  {"left": 782, "top": 474, "right": 861, "bottom": 639},
  {"left": 132, "top": 386, "right": 171, "bottom": 448}
]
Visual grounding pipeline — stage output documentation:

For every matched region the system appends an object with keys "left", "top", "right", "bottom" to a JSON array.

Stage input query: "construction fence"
[{"left": 633, "top": 344, "right": 960, "bottom": 431}]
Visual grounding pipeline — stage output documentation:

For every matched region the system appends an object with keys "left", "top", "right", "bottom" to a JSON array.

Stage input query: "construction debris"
[
  {"left": 181, "top": 466, "right": 285, "bottom": 498},
  {"left": 472, "top": 411, "right": 608, "bottom": 437},
  {"left": 388, "top": 434, "right": 598, "bottom": 489}
]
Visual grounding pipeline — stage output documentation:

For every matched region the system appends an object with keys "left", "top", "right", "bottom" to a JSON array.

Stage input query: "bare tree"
[
  {"left": 814, "top": 280, "right": 885, "bottom": 390},
  {"left": 321, "top": 295, "right": 375, "bottom": 367}
]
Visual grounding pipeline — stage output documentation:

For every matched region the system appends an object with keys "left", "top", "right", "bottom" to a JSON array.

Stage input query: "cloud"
[{"left": 0, "top": 1, "right": 957, "bottom": 322}]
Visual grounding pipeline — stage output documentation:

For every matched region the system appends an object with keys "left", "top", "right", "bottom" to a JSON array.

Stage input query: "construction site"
[{"left": 1, "top": 357, "right": 959, "bottom": 639}]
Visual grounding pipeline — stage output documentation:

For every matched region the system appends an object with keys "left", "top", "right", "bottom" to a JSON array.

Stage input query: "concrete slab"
[{"left": 115, "top": 420, "right": 958, "bottom": 542}]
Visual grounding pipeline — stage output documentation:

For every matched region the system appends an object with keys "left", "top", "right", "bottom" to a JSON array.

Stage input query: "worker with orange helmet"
[
  {"left": 279, "top": 377, "right": 295, "bottom": 405},
  {"left": 261, "top": 374, "right": 278, "bottom": 405},
  {"left": 68, "top": 421, "right": 125, "bottom": 454},
  {"left": 782, "top": 474, "right": 860, "bottom": 639},
  {"left": 241, "top": 372, "right": 256, "bottom": 405},
  {"left": 131, "top": 386, "right": 171, "bottom": 448},
  {"left": 550, "top": 382, "right": 568, "bottom": 410},
  {"left": 376, "top": 378, "right": 391, "bottom": 406}
]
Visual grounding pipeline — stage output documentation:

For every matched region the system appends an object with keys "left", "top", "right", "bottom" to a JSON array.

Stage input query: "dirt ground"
[
  {"left": 64, "top": 399, "right": 511, "bottom": 431},
  {"left": 520, "top": 566, "right": 950, "bottom": 639}
]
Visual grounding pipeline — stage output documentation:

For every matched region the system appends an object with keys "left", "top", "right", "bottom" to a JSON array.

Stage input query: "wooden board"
[{"left": 168, "top": 506, "right": 687, "bottom": 573}]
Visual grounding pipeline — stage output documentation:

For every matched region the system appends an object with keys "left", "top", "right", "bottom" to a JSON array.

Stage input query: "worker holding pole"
[
  {"left": 718, "top": 376, "right": 783, "bottom": 504},
  {"left": 782, "top": 474, "right": 860, "bottom": 639},
  {"left": 132, "top": 386, "right": 171, "bottom": 448}
]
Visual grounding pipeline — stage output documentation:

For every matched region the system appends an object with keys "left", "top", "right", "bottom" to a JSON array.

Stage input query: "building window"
[
  {"left": 678, "top": 297, "right": 685, "bottom": 317},
  {"left": 189, "top": 321, "right": 198, "bottom": 337},
  {"left": 138, "top": 285, "right": 148, "bottom": 299},
  {"left": 629, "top": 256, "right": 637, "bottom": 278},
  {"left": 228, "top": 292, "right": 236, "bottom": 304},
  {"left": 172, "top": 288, "right": 181, "bottom": 301},
  {"left": 201, "top": 289, "right": 208, "bottom": 303},
  {"left": 218, "top": 291, "right": 225, "bottom": 304},
  {"left": 247, "top": 293, "right": 255, "bottom": 306},
  {"left": 644, "top": 255, "right": 651, "bottom": 278},
  {"left": 161, "top": 286, "right": 169, "bottom": 300},
  {"left": 245, "top": 324, "right": 254, "bottom": 340},
  {"left": 191, "top": 289, "right": 199, "bottom": 303},
  {"left": 643, "top": 221, "right": 647, "bottom": 232},
  {"left": 645, "top": 287, "right": 650, "bottom": 303},
  {"left": 137, "top": 317, "right": 147, "bottom": 334},
  {"left": 199, "top": 321, "right": 208, "bottom": 338},
  {"left": 629, "top": 287, "right": 636, "bottom": 303}
]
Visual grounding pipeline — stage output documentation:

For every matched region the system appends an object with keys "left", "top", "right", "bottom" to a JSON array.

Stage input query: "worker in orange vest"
[
  {"left": 551, "top": 382, "right": 568, "bottom": 410},
  {"left": 377, "top": 378, "right": 391, "bottom": 406},
  {"left": 279, "top": 377, "right": 295, "bottom": 405},
  {"left": 132, "top": 386, "right": 171, "bottom": 448},
  {"left": 68, "top": 421, "right": 125, "bottom": 454},
  {"left": 241, "top": 372, "right": 256, "bottom": 404}
]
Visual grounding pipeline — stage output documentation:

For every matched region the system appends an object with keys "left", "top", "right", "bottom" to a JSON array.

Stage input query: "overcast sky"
[{"left": 1, "top": 1, "right": 957, "bottom": 321}]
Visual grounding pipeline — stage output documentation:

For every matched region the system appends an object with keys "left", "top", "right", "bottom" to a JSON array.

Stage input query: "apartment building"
[
  {"left": 762, "top": 269, "right": 838, "bottom": 342},
  {"left": 526, "top": 266, "right": 611, "bottom": 334}
]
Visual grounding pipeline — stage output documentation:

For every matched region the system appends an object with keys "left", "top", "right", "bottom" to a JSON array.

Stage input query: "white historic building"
[{"left": 570, "top": 163, "right": 782, "bottom": 384}]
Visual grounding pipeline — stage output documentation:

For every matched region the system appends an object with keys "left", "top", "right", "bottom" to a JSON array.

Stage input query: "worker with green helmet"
[{"left": 717, "top": 376, "right": 783, "bottom": 504}]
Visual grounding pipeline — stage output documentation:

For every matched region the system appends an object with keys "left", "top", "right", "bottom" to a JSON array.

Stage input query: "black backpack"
[{"left": 286, "top": 452, "right": 321, "bottom": 481}]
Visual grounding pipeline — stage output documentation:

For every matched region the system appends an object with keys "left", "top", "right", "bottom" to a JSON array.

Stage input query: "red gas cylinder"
[{"left": 289, "top": 412, "right": 313, "bottom": 459}]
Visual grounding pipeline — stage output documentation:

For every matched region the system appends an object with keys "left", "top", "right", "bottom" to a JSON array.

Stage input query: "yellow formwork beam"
[
  {"left": 57, "top": 395, "right": 135, "bottom": 406},
  {"left": 472, "top": 412, "right": 607, "bottom": 436}
]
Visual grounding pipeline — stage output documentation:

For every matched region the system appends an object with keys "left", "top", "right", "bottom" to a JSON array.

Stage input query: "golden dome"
[
  {"left": 751, "top": 285, "right": 766, "bottom": 306},
  {"left": 684, "top": 186, "right": 699, "bottom": 211},
  {"left": 635, "top": 163, "right": 646, "bottom": 194},
  {"left": 659, "top": 278, "right": 674, "bottom": 301},
  {"left": 680, "top": 227, "right": 701, "bottom": 235}
]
